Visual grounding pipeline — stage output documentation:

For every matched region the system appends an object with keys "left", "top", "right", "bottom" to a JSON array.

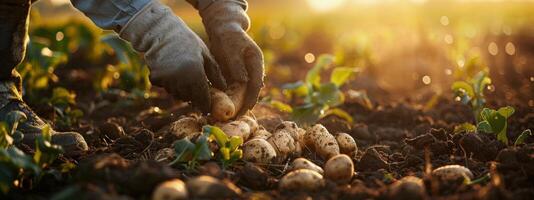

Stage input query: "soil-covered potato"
[
  {"left": 275, "top": 121, "right": 303, "bottom": 142},
  {"left": 267, "top": 130, "right": 297, "bottom": 162},
  {"left": 432, "top": 165, "right": 474, "bottom": 181},
  {"left": 324, "top": 154, "right": 354, "bottom": 184},
  {"left": 289, "top": 158, "right": 324, "bottom": 175},
  {"left": 210, "top": 88, "right": 236, "bottom": 121},
  {"left": 305, "top": 124, "right": 340, "bottom": 160},
  {"left": 157, "top": 116, "right": 202, "bottom": 139},
  {"left": 388, "top": 176, "right": 425, "bottom": 200},
  {"left": 152, "top": 179, "right": 188, "bottom": 200},
  {"left": 279, "top": 169, "right": 325, "bottom": 191},
  {"left": 220, "top": 121, "right": 251, "bottom": 141},
  {"left": 251, "top": 127, "right": 272, "bottom": 140},
  {"left": 238, "top": 115, "right": 259, "bottom": 133},
  {"left": 186, "top": 176, "right": 241, "bottom": 199},
  {"left": 242, "top": 138, "right": 277, "bottom": 163},
  {"left": 336, "top": 133, "right": 358, "bottom": 154}
]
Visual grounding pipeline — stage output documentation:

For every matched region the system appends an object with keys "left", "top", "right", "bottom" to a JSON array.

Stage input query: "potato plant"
[
  {"left": 476, "top": 106, "right": 515, "bottom": 145},
  {"left": 451, "top": 70, "right": 491, "bottom": 122}
]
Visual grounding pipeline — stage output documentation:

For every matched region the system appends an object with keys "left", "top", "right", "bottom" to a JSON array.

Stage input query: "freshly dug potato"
[
  {"left": 432, "top": 165, "right": 474, "bottom": 181},
  {"left": 324, "top": 154, "right": 354, "bottom": 184},
  {"left": 279, "top": 169, "right": 325, "bottom": 191},
  {"left": 275, "top": 121, "right": 303, "bottom": 142},
  {"left": 242, "top": 138, "right": 277, "bottom": 163},
  {"left": 289, "top": 158, "right": 324, "bottom": 175},
  {"left": 158, "top": 116, "right": 201, "bottom": 139},
  {"left": 210, "top": 83, "right": 247, "bottom": 121},
  {"left": 267, "top": 130, "right": 296, "bottom": 162},
  {"left": 210, "top": 88, "right": 236, "bottom": 121},
  {"left": 220, "top": 121, "right": 251, "bottom": 141},
  {"left": 186, "top": 176, "right": 241, "bottom": 199},
  {"left": 388, "top": 176, "right": 425, "bottom": 200},
  {"left": 305, "top": 124, "right": 340, "bottom": 160},
  {"left": 336, "top": 133, "right": 358, "bottom": 154},
  {"left": 251, "top": 127, "right": 272, "bottom": 140},
  {"left": 238, "top": 115, "right": 259, "bottom": 133},
  {"left": 152, "top": 179, "right": 188, "bottom": 200}
]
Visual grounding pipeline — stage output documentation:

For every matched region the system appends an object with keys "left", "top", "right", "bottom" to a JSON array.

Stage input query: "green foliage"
[
  {"left": 0, "top": 112, "right": 64, "bottom": 194},
  {"left": 514, "top": 129, "right": 532, "bottom": 146},
  {"left": 477, "top": 106, "right": 515, "bottom": 145},
  {"left": 453, "top": 122, "right": 477, "bottom": 134},
  {"left": 169, "top": 133, "right": 212, "bottom": 170},
  {"left": 204, "top": 126, "right": 243, "bottom": 169},
  {"left": 46, "top": 88, "right": 84, "bottom": 129},
  {"left": 280, "top": 54, "right": 358, "bottom": 125},
  {"left": 452, "top": 70, "right": 491, "bottom": 122}
]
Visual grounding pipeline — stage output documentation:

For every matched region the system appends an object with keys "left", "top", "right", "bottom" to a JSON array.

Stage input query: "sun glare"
[{"left": 307, "top": 0, "right": 347, "bottom": 12}]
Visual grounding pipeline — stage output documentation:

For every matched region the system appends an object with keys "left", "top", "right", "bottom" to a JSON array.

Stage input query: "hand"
[
  {"left": 119, "top": 1, "right": 226, "bottom": 113},
  {"left": 199, "top": 0, "right": 264, "bottom": 115}
]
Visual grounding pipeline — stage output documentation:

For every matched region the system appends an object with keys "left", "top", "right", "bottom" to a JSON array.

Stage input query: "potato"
[
  {"left": 220, "top": 121, "right": 251, "bottom": 141},
  {"left": 152, "top": 179, "right": 188, "bottom": 200},
  {"left": 289, "top": 158, "right": 324, "bottom": 175},
  {"left": 279, "top": 169, "right": 325, "bottom": 191},
  {"left": 242, "top": 138, "right": 277, "bottom": 163},
  {"left": 210, "top": 83, "right": 247, "bottom": 121},
  {"left": 267, "top": 130, "right": 296, "bottom": 162},
  {"left": 432, "top": 165, "right": 474, "bottom": 181},
  {"left": 158, "top": 116, "right": 201, "bottom": 139},
  {"left": 324, "top": 154, "right": 354, "bottom": 184},
  {"left": 238, "top": 115, "right": 259, "bottom": 133},
  {"left": 305, "top": 124, "right": 340, "bottom": 160},
  {"left": 210, "top": 88, "right": 236, "bottom": 121},
  {"left": 389, "top": 176, "right": 425, "bottom": 200},
  {"left": 251, "top": 127, "right": 272, "bottom": 140},
  {"left": 275, "top": 121, "right": 303, "bottom": 142},
  {"left": 336, "top": 133, "right": 358, "bottom": 154}
]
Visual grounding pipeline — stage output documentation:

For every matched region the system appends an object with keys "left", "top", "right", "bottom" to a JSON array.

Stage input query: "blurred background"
[{"left": 25, "top": 0, "right": 534, "bottom": 109}]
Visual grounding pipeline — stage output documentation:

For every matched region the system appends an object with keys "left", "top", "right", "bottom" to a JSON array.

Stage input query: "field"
[{"left": 1, "top": 0, "right": 533, "bottom": 199}]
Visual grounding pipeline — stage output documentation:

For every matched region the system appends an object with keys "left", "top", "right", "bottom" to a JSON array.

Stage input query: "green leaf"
[
  {"left": 173, "top": 138, "right": 195, "bottom": 162},
  {"left": 291, "top": 104, "right": 324, "bottom": 125},
  {"left": 497, "top": 124, "right": 509, "bottom": 145},
  {"left": 0, "top": 123, "right": 13, "bottom": 148},
  {"left": 330, "top": 67, "right": 357, "bottom": 87},
  {"left": 497, "top": 106, "right": 515, "bottom": 118},
  {"left": 270, "top": 100, "right": 293, "bottom": 113},
  {"left": 515, "top": 129, "right": 532, "bottom": 146},
  {"left": 5, "top": 111, "right": 27, "bottom": 134},
  {"left": 477, "top": 121, "right": 493, "bottom": 133},
  {"left": 228, "top": 136, "right": 243, "bottom": 152},
  {"left": 454, "top": 123, "right": 477, "bottom": 134},
  {"left": 452, "top": 81, "right": 474, "bottom": 98},
  {"left": 313, "top": 83, "right": 342, "bottom": 106},
  {"left": 322, "top": 108, "right": 354, "bottom": 123},
  {"left": 282, "top": 81, "right": 309, "bottom": 97},
  {"left": 204, "top": 126, "right": 228, "bottom": 147},
  {"left": 480, "top": 108, "right": 493, "bottom": 120},
  {"left": 193, "top": 135, "right": 212, "bottom": 161},
  {"left": 0, "top": 147, "right": 40, "bottom": 174},
  {"left": 305, "top": 54, "right": 335, "bottom": 87},
  {"left": 472, "top": 71, "right": 491, "bottom": 95}
]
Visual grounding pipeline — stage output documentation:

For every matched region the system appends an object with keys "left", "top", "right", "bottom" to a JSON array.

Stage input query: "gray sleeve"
[
  {"left": 70, "top": 0, "right": 152, "bottom": 32},
  {"left": 186, "top": 0, "right": 247, "bottom": 11}
]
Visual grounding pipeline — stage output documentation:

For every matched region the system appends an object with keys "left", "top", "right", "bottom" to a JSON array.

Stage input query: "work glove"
[
  {"left": 119, "top": 1, "right": 226, "bottom": 113},
  {"left": 197, "top": 0, "right": 264, "bottom": 115}
]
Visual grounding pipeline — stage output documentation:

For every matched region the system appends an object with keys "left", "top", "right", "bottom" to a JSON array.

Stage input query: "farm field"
[{"left": 1, "top": 0, "right": 533, "bottom": 199}]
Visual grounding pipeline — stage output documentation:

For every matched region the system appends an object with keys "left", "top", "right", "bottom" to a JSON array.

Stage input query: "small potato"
[
  {"left": 305, "top": 124, "right": 340, "bottom": 160},
  {"left": 279, "top": 169, "right": 325, "bottom": 191},
  {"left": 267, "top": 130, "right": 296, "bottom": 163},
  {"left": 389, "top": 176, "right": 425, "bottom": 200},
  {"left": 275, "top": 121, "right": 303, "bottom": 142},
  {"left": 220, "top": 121, "right": 251, "bottom": 141},
  {"left": 289, "top": 158, "right": 324, "bottom": 175},
  {"left": 242, "top": 138, "right": 277, "bottom": 163},
  {"left": 336, "top": 133, "right": 358, "bottom": 154},
  {"left": 152, "top": 179, "right": 188, "bottom": 200},
  {"left": 251, "top": 127, "right": 272, "bottom": 140},
  {"left": 158, "top": 117, "right": 201, "bottom": 139},
  {"left": 210, "top": 88, "right": 236, "bottom": 121},
  {"left": 324, "top": 154, "right": 354, "bottom": 184},
  {"left": 238, "top": 115, "right": 259, "bottom": 133},
  {"left": 432, "top": 165, "right": 474, "bottom": 182}
]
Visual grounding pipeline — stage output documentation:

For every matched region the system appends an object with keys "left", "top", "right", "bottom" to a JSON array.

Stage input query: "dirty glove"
[
  {"left": 119, "top": 1, "right": 226, "bottom": 113},
  {"left": 194, "top": 0, "right": 264, "bottom": 115}
]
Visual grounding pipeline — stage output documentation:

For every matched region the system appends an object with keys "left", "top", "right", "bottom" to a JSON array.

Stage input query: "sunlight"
[{"left": 306, "top": 0, "right": 347, "bottom": 12}]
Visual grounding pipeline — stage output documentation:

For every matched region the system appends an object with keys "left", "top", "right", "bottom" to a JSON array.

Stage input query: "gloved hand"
[
  {"left": 119, "top": 1, "right": 226, "bottom": 113},
  {"left": 198, "top": 0, "right": 264, "bottom": 115}
]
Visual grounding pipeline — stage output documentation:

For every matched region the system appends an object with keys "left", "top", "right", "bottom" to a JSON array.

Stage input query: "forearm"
[
  {"left": 186, "top": 0, "right": 247, "bottom": 11},
  {"left": 70, "top": 0, "right": 151, "bottom": 32}
]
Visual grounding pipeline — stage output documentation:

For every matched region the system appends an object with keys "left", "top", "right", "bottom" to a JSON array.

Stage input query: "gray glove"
[
  {"left": 197, "top": 0, "right": 264, "bottom": 115},
  {"left": 119, "top": 1, "right": 226, "bottom": 113}
]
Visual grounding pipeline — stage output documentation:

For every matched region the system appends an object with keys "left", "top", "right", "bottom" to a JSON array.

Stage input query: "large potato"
[
  {"left": 210, "top": 83, "right": 247, "bottom": 121},
  {"left": 220, "top": 121, "right": 251, "bottom": 141},
  {"left": 336, "top": 133, "right": 358, "bottom": 154},
  {"left": 279, "top": 169, "right": 325, "bottom": 191},
  {"left": 432, "top": 165, "right": 474, "bottom": 182},
  {"left": 305, "top": 124, "right": 340, "bottom": 160},
  {"left": 289, "top": 158, "right": 324, "bottom": 175},
  {"left": 158, "top": 116, "right": 202, "bottom": 139},
  {"left": 242, "top": 138, "right": 277, "bottom": 163},
  {"left": 324, "top": 154, "right": 354, "bottom": 184},
  {"left": 152, "top": 179, "right": 188, "bottom": 200},
  {"left": 267, "top": 130, "right": 296, "bottom": 163},
  {"left": 275, "top": 121, "right": 303, "bottom": 142}
]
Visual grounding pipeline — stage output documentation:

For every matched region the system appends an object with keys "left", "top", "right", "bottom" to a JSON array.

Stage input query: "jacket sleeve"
[
  {"left": 70, "top": 0, "right": 151, "bottom": 32},
  {"left": 186, "top": 0, "right": 247, "bottom": 11}
]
